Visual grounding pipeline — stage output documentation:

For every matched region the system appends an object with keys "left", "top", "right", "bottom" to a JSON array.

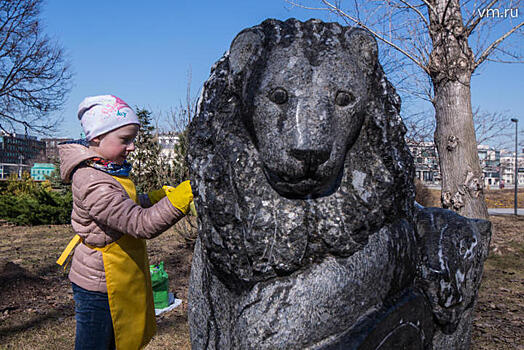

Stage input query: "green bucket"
[{"left": 150, "top": 261, "right": 169, "bottom": 309}]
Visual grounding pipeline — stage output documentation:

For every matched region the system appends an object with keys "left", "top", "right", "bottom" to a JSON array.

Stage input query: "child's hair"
[{"left": 78, "top": 95, "right": 139, "bottom": 141}]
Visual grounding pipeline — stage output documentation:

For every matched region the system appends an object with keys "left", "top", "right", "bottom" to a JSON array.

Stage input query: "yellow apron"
[{"left": 58, "top": 176, "right": 156, "bottom": 350}]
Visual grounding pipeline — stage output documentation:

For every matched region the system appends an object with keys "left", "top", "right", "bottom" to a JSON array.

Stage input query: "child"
[{"left": 56, "top": 95, "right": 193, "bottom": 350}]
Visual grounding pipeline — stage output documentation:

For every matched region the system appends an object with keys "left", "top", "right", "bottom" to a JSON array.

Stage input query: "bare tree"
[
  {"left": 404, "top": 110, "right": 436, "bottom": 145},
  {"left": 165, "top": 70, "right": 199, "bottom": 244},
  {"left": 473, "top": 108, "right": 515, "bottom": 147},
  {"left": 406, "top": 107, "right": 516, "bottom": 147},
  {"left": 168, "top": 69, "right": 197, "bottom": 184},
  {"left": 0, "top": 0, "right": 72, "bottom": 134},
  {"left": 288, "top": 0, "right": 523, "bottom": 219}
]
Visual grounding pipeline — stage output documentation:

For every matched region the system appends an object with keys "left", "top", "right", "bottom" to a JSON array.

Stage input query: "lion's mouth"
[{"left": 263, "top": 166, "right": 343, "bottom": 199}]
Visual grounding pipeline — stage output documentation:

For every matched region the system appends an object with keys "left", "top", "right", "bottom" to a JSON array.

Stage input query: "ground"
[
  {"left": 484, "top": 188, "right": 524, "bottom": 209},
  {"left": 417, "top": 187, "right": 524, "bottom": 209},
  {"left": 0, "top": 195, "right": 522, "bottom": 349},
  {"left": 471, "top": 214, "right": 524, "bottom": 350}
]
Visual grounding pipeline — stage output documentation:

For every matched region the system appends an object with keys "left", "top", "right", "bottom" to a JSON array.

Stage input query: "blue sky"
[{"left": 41, "top": 0, "right": 522, "bottom": 145}]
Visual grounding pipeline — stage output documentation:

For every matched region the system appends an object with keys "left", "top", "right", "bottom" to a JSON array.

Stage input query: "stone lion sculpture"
[{"left": 187, "top": 18, "right": 491, "bottom": 349}]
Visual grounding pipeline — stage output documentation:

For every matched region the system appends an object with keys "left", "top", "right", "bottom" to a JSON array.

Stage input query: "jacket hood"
[{"left": 58, "top": 142, "right": 100, "bottom": 182}]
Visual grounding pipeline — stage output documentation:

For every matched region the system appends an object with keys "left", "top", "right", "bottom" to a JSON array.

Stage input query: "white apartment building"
[
  {"left": 408, "top": 141, "right": 440, "bottom": 184},
  {"left": 499, "top": 150, "right": 524, "bottom": 186},
  {"left": 408, "top": 142, "right": 524, "bottom": 188},
  {"left": 478, "top": 145, "right": 501, "bottom": 188},
  {"left": 157, "top": 133, "right": 180, "bottom": 161}
]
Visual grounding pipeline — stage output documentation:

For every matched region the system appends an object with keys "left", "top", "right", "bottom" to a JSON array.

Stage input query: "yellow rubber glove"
[
  {"left": 163, "top": 180, "right": 193, "bottom": 214},
  {"left": 147, "top": 188, "right": 166, "bottom": 204},
  {"left": 189, "top": 201, "right": 197, "bottom": 217}
]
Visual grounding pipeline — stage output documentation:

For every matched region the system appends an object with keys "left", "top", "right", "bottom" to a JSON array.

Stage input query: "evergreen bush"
[{"left": 0, "top": 172, "right": 72, "bottom": 225}]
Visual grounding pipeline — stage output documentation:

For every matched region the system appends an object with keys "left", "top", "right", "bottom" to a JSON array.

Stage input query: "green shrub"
[{"left": 0, "top": 173, "right": 72, "bottom": 225}]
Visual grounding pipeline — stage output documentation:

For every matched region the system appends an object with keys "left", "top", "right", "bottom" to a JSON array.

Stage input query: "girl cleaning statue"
[{"left": 56, "top": 95, "right": 193, "bottom": 350}]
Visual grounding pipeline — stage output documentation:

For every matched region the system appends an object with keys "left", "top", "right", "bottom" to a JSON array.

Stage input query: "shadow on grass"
[
  {"left": 156, "top": 313, "right": 189, "bottom": 336},
  {"left": 486, "top": 242, "right": 524, "bottom": 271},
  {"left": 0, "top": 304, "right": 74, "bottom": 342},
  {"left": 0, "top": 259, "right": 73, "bottom": 343}
]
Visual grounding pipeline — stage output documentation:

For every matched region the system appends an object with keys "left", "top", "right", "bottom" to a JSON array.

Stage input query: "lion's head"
[{"left": 229, "top": 20, "right": 378, "bottom": 199}]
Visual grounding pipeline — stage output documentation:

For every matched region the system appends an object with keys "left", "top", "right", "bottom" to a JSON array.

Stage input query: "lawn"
[
  {"left": 417, "top": 187, "right": 524, "bottom": 209},
  {"left": 0, "top": 214, "right": 522, "bottom": 349}
]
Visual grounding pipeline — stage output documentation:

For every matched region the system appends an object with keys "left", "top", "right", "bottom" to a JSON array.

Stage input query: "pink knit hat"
[{"left": 78, "top": 95, "right": 140, "bottom": 141}]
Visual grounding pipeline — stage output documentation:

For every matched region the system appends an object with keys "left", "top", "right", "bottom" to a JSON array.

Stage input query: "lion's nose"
[{"left": 290, "top": 148, "right": 331, "bottom": 172}]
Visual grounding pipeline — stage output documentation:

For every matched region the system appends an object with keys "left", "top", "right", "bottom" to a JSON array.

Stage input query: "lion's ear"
[
  {"left": 229, "top": 29, "right": 265, "bottom": 75},
  {"left": 345, "top": 28, "right": 378, "bottom": 71}
]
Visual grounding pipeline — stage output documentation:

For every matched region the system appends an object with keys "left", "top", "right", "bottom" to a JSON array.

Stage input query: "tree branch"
[
  {"left": 486, "top": 57, "right": 524, "bottom": 63},
  {"left": 418, "top": 0, "right": 437, "bottom": 16},
  {"left": 0, "top": 0, "right": 71, "bottom": 133},
  {"left": 284, "top": 0, "right": 330, "bottom": 11},
  {"left": 474, "top": 21, "right": 524, "bottom": 69},
  {"left": 319, "top": 0, "right": 430, "bottom": 73},
  {"left": 395, "top": 0, "right": 430, "bottom": 27},
  {"left": 464, "top": 0, "right": 499, "bottom": 36}
]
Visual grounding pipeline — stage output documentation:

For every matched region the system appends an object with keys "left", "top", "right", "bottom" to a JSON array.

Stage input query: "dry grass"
[
  {"left": 485, "top": 188, "right": 524, "bottom": 209},
  {"left": 415, "top": 186, "right": 524, "bottom": 209},
  {"left": 471, "top": 215, "right": 524, "bottom": 349},
  {"left": 0, "top": 225, "right": 76, "bottom": 349}
]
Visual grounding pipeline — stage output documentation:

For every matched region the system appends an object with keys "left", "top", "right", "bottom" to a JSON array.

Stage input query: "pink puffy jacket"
[{"left": 59, "top": 143, "right": 185, "bottom": 293}]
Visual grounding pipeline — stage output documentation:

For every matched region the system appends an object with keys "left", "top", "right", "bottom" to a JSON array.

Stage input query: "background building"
[
  {"left": 0, "top": 132, "right": 46, "bottom": 179},
  {"left": 157, "top": 133, "right": 180, "bottom": 161},
  {"left": 408, "top": 141, "right": 523, "bottom": 188},
  {"left": 499, "top": 150, "right": 524, "bottom": 187},
  {"left": 31, "top": 163, "right": 56, "bottom": 181},
  {"left": 478, "top": 145, "right": 501, "bottom": 188},
  {"left": 41, "top": 138, "right": 73, "bottom": 162},
  {"left": 408, "top": 141, "right": 440, "bottom": 186}
]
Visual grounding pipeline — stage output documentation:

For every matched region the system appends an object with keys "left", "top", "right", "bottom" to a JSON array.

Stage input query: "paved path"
[{"left": 488, "top": 208, "right": 524, "bottom": 216}]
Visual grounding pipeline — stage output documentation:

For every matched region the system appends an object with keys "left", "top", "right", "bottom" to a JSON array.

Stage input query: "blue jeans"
[{"left": 72, "top": 282, "right": 115, "bottom": 350}]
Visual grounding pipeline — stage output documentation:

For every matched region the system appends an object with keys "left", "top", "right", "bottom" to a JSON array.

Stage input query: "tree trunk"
[
  {"left": 433, "top": 77, "right": 489, "bottom": 219},
  {"left": 428, "top": 0, "right": 489, "bottom": 219}
]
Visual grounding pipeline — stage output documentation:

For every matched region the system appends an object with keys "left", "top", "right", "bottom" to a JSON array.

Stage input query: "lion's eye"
[
  {"left": 335, "top": 91, "right": 354, "bottom": 107},
  {"left": 269, "top": 88, "right": 288, "bottom": 104}
]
